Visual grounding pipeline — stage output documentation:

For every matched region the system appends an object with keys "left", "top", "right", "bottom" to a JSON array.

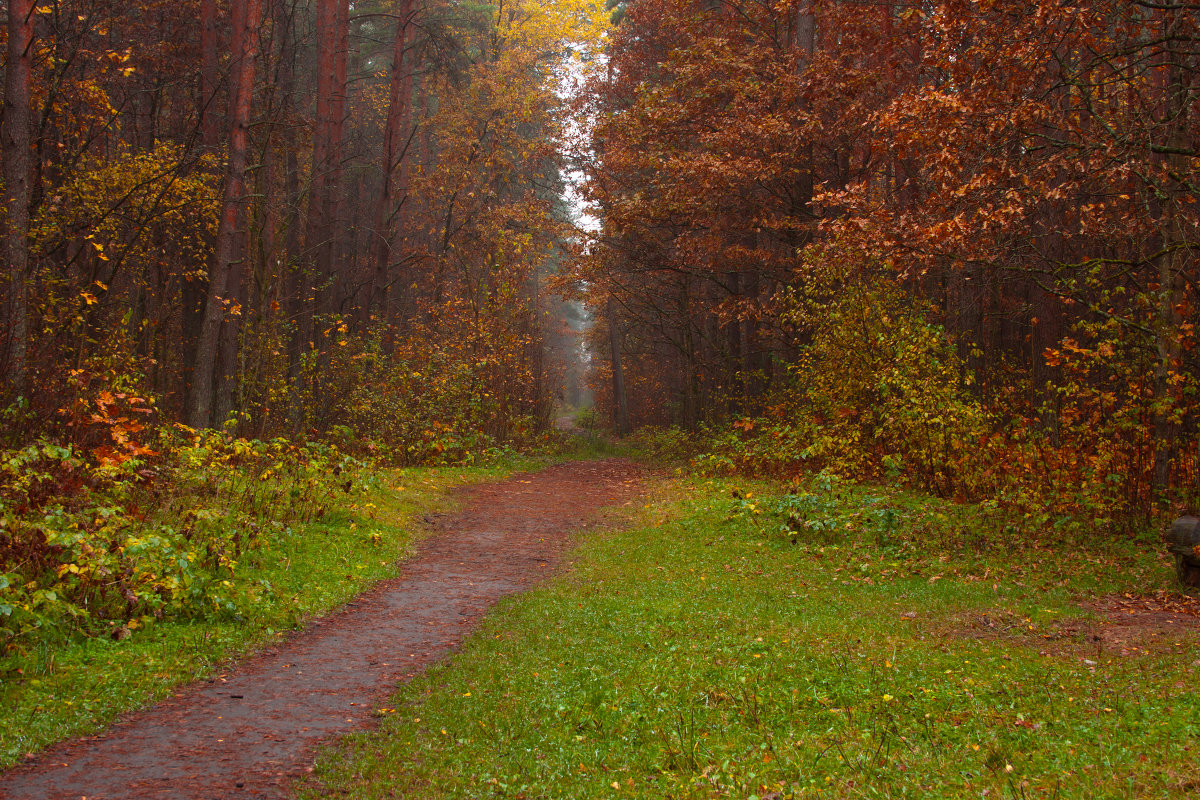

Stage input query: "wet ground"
[{"left": 0, "top": 459, "right": 644, "bottom": 800}]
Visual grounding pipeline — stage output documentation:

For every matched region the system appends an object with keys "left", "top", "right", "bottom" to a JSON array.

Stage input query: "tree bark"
[
  {"left": 2, "top": 0, "right": 34, "bottom": 398},
  {"left": 369, "top": 0, "right": 417, "bottom": 335},
  {"left": 1152, "top": 11, "right": 1192, "bottom": 503},
  {"left": 199, "top": 0, "right": 221, "bottom": 151},
  {"left": 188, "top": 0, "right": 263, "bottom": 428},
  {"left": 183, "top": 0, "right": 224, "bottom": 414},
  {"left": 329, "top": 0, "right": 349, "bottom": 314},
  {"left": 607, "top": 297, "right": 631, "bottom": 435},
  {"left": 271, "top": 0, "right": 307, "bottom": 428},
  {"left": 301, "top": 0, "right": 349, "bottom": 341}
]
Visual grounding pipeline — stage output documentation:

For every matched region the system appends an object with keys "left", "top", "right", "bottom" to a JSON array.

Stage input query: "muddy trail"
[{"left": 0, "top": 459, "right": 645, "bottom": 800}]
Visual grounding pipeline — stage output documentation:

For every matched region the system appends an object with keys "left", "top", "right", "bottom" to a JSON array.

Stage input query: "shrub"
[{"left": 0, "top": 425, "right": 370, "bottom": 650}]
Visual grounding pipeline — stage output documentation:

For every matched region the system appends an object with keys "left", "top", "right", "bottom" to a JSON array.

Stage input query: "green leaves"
[{"left": 0, "top": 427, "right": 378, "bottom": 649}]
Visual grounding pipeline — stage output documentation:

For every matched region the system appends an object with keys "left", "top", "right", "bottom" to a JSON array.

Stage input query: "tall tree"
[
  {"left": 302, "top": 0, "right": 350, "bottom": 328},
  {"left": 189, "top": 0, "right": 264, "bottom": 428},
  {"left": 2, "top": 0, "right": 35, "bottom": 398},
  {"left": 370, "top": 0, "right": 418, "bottom": 328}
]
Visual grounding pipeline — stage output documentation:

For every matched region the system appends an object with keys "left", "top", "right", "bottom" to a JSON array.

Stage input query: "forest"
[
  {"left": 0, "top": 0, "right": 1197, "bottom": 619},
  {"left": 0, "top": 0, "right": 1194, "bottom": 517},
  {"left": 1, "top": 0, "right": 1199, "bottom": 795},
  {"left": 584, "top": 0, "right": 1198, "bottom": 526},
  {"left": 0, "top": 0, "right": 1196, "bottom": 639}
]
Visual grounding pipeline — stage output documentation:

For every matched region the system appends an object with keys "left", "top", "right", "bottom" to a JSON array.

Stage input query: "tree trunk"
[
  {"left": 183, "top": 0, "right": 224, "bottom": 414},
  {"left": 302, "top": 0, "right": 349, "bottom": 349},
  {"left": 328, "top": 0, "right": 349, "bottom": 315},
  {"left": 199, "top": 0, "right": 221, "bottom": 151},
  {"left": 1152, "top": 14, "right": 1192, "bottom": 504},
  {"left": 188, "top": 0, "right": 263, "bottom": 428},
  {"left": 369, "top": 0, "right": 417, "bottom": 334},
  {"left": 273, "top": 0, "right": 306, "bottom": 429},
  {"left": 607, "top": 297, "right": 630, "bottom": 435},
  {"left": 2, "top": 0, "right": 34, "bottom": 398}
]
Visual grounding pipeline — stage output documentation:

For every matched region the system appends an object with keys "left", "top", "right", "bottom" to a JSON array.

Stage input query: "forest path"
[{"left": 0, "top": 459, "right": 645, "bottom": 800}]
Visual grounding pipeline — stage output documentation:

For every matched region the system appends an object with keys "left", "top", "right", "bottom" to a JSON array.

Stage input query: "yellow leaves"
[
  {"left": 34, "top": 144, "right": 218, "bottom": 273},
  {"left": 87, "top": 237, "right": 108, "bottom": 261}
]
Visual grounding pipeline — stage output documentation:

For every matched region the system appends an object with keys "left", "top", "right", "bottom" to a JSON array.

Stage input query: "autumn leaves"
[{"left": 579, "top": 0, "right": 1198, "bottom": 523}]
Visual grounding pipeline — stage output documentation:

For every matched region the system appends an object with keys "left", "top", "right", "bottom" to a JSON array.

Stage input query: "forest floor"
[
  {"left": 0, "top": 458, "right": 645, "bottom": 800},
  {"left": 4, "top": 458, "right": 1200, "bottom": 799},
  {"left": 290, "top": 473, "right": 1200, "bottom": 800}
]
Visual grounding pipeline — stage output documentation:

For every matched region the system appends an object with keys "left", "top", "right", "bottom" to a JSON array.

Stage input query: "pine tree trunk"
[
  {"left": 183, "top": 0, "right": 224, "bottom": 414},
  {"left": 370, "top": 0, "right": 416, "bottom": 335},
  {"left": 301, "top": 0, "right": 349, "bottom": 368},
  {"left": 1152, "top": 14, "right": 1191, "bottom": 504},
  {"left": 199, "top": 0, "right": 221, "bottom": 151},
  {"left": 607, "top": 297, "right": 631, "bottom": 435},
  {"left": 188, "top": 0, "right": 262, "bottom": 428},
  {"left": 327, "top": 0, "right": 349, "bottom": 316}
]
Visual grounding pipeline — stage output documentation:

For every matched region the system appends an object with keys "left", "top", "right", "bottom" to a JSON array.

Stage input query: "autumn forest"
[
  {"left": 2, "top": 0, "right": 1200, "bottom": 792},
  {"left": 1, "top": 0, "right": 1199, "bottom": 638}
]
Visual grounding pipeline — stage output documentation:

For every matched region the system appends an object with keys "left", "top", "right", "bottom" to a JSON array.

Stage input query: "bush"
[
  {"left": 0, "top": 426, "right": 371, "bottom": 650},
  {"left": 694, "top": 251, "right": 1184, "bottom": 534},
  {"left": 694, "top": 256, "right": 987, "bottom": 498}
]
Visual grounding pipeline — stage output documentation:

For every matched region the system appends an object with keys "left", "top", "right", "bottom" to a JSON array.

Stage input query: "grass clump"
[{"left": 299, "top": 474, "right": 1197, "bottom": 799}]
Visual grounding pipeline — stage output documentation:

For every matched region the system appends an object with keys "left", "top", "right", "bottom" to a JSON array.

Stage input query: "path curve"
[{"left": 0, "top": 459, "right": 644, "bottom": 800}]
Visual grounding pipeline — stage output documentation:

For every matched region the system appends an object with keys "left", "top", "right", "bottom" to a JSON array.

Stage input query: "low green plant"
[
  {"left": 0, "top": 427, "right": 376, "bottom": 649},
  {"left": 730, "top": 471, "right": 903, "bottom": 550},
  {"left": 626, "top": 425, "right": 696, "bottom": 463}
]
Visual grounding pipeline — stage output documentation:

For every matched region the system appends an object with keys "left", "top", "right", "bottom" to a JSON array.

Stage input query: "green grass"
[
  {"left": 0, "top": 461, "right": 521, "bottom": 769},
  {"left": 297, "top": 475, "right": 1199, "bottom": 799}
]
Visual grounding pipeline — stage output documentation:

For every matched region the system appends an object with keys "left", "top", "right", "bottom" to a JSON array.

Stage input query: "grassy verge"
[
  {"left": 0, "top": 460, "right": 523, "bottom": 768},
  {"left": 298, "top": 474, "right": 1198, "bottom": 799}
]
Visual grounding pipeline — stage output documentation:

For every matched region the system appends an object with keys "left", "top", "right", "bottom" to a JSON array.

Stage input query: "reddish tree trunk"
[
  {"left": 302, "top": 0, "right": 349, "bottom": 332},
  {"left": 199, "top": 0, "right": 221, "bottom": 151},
  {"left": 188, "top": 0, "right": 263, "bottom": 428},
  {"left": 330, "top": 0, "right": 349, "bottom": 312},
  {"left": 370, "top": 0, "right": 417, "bottom": 330},
  {"left": 184, "top": 0, "right": 224, "bottom": 413},
  {"left": 607, "top": 297, "right": 631, "bottom": 435}
]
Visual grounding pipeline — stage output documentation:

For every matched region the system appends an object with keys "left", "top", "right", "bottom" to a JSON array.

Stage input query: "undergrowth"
[
  {"left": 0, "top": 427, "right": 377, "bottom": 646},
  {"left": 0, "top": 450, "right": 519, "bottom": 768}
]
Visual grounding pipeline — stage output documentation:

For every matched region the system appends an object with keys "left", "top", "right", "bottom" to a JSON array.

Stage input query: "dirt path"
[{"left": 0, "top": 459, "right": 644, "bottom": 800}]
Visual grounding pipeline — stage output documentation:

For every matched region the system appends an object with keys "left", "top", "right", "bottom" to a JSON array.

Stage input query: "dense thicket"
[
  {"left": 0, "top": 0, "right": 604, "bottom": 459},
  {"left": 579, "top": 0, "right": 1199, "bottom": 526}
]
